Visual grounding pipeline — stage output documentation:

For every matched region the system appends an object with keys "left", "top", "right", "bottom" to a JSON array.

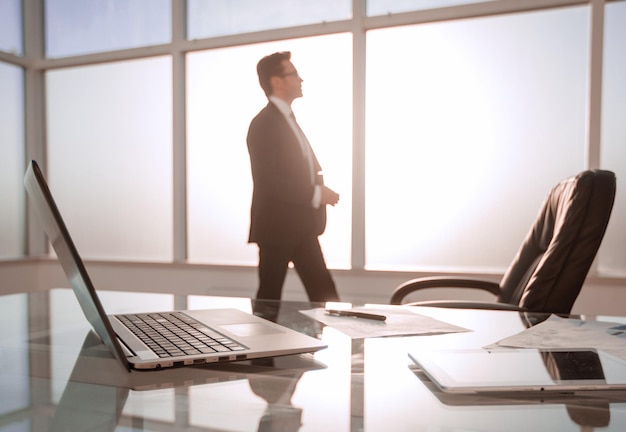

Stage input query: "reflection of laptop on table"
[
  {"left": 24, "top": 160, "right": 326, "bottom": 371},
  {"left": 409, "top": 348, "right": 626, "bottom": 394},
  {"left": 50, "top": 330, "right": 325, "bottom": 431}
]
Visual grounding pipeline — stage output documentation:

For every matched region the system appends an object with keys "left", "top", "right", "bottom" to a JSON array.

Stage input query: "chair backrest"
[{"left": 498, "top": 170, "right": 616, "bottom": 314}]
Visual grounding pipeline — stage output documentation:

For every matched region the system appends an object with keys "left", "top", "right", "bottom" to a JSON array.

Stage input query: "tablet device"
[{"left": 409, "top": 348, "right": 626, "bottom": 394}]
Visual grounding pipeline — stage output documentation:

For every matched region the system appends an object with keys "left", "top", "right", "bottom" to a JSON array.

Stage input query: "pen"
[{"left": 325, "top": 309, "right": 387, "bottom": 322}]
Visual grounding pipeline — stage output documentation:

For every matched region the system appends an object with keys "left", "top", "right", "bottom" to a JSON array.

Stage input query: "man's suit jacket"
[{"left": 246, "top": 102, "right": 326, "bottom": 246}]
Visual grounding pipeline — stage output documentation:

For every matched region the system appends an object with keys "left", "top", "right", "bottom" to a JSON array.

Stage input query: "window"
[
  {"left": 46, "top": 57, "right": 173, "bottom": 261},
  {"left": 365, "top": 7, "right": 588, "bottom": 271},
  {"left": 187, "top": 0, "right": 351, "bottom": 39},
  {"left": 186, "top": 35, "right": 353, "bottom": 268},
  {"left": 367, "top": 0, "right": 495, "bottom": 16},
  {"left": 598, "top": 1, "right": 626, "bottom": 276},
  {"left": 0, "top": 62, "right": 24, "bottom": 259},
  {"left": 0, "top": 0, "right": 23, "bottom": 55},
  {"left": 11, "top": 0, "right": 626, "bottom": 281},
  {"left": 45, "top": 0, "right": 171, "bottom": 58}
]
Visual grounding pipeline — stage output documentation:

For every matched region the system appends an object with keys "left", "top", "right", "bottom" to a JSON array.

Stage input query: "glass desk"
[{"left": 2, "top": 288, "right": 626, "bottom": 431}]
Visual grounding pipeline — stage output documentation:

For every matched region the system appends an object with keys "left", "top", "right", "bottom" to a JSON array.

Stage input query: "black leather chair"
[{"left": 389, "top": 170, "right": 616, "bottom": 314}]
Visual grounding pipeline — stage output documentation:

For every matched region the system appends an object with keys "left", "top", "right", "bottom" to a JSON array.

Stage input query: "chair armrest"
[{"left": 389, "top": 276, "right": 501, "bottom": 305}]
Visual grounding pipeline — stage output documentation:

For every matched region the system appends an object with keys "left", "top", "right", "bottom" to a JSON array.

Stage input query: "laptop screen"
[{"left": 24, "top": 160, "right": 130, "bottom": 371}]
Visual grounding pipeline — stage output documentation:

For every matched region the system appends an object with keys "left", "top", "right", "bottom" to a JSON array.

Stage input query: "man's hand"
[{"left": 321, "top": 186, "right": 340, "bottom": 206}]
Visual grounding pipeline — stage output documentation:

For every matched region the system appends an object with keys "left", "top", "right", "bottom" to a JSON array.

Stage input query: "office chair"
[{"left": 389, "top": 170, "right": 616, "bottom": 315}]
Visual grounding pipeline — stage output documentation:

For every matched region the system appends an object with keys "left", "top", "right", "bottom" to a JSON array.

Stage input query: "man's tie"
[{"left": 289, "top": 112, "right": 315, "bottom": 183}]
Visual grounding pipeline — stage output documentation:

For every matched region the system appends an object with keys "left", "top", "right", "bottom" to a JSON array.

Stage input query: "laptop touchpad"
[{"left": 220, "top": 323, "right": 284, "bottom": 337}]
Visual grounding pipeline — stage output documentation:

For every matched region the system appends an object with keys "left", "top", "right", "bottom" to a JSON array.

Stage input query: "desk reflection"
[
  {"left": 3, "top": 290, "right": 626, "bottom": 431},
  {"left": 49, "top": 331, "right": 325, "bottom": 431}
]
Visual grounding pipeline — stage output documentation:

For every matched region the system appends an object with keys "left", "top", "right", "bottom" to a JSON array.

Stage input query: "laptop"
[
  {"left": 24, "top": 160, "right": 327, "bottom": 371},
  {"left": 409, "top": 347, "right": 626, "bottom": 394},
  {"left": 61, "top": 330, "right": 326, "bottom": 390}
]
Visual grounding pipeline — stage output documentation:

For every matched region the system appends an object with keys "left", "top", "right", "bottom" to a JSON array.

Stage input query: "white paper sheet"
[
  {"left": 300, "top": 306, "right": 469, "bottom": 339},
  {"left": 490, "top": 314, "right": 626, "bottom": 360}
]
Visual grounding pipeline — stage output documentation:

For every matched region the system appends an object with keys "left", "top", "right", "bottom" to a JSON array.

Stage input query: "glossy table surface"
[{"left": 2, "top": 288, "right": 626, "bottom": 431}]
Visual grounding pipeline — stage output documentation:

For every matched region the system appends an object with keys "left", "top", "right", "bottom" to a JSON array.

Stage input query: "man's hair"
[{"left": 256, "top": 51, "right": 291, "bottom": 97}]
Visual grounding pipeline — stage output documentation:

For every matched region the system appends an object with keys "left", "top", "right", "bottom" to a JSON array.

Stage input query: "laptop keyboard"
[{"left": 117, "top": 312, "right": 246, "bottom": 358}]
